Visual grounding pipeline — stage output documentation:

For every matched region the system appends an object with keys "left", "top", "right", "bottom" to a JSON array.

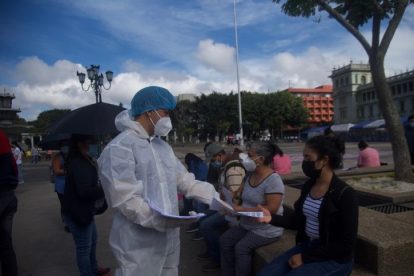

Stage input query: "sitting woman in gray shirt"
[{"left": 220, "top": 141, "right": 285, "bottom": 276}]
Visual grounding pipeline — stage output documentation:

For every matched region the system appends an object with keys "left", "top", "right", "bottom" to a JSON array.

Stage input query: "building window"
[
  {"left": 411, "top": 98, "right": 414, "bottom": 111},
  {"left": 400, "top": 101, "right": 405, "bottom": 113},
  {"left": 340, "top": 78, "right": 344, "bottom": 86},
  {"left": 346, "top": 76, "right": 349, "bottom": 85},
  {"left": 403, "top": 83, "right": 408, "bottom": 93},
  {"left": 397, "top": 85, "right": 402, "bottom": 95},
  {"left": 363, "top": 93, "right": 366, "bottom": 102},
  {"left": 335, "top": 80, "right": 339, "bottom": 88},
  {"left": 361, "top": 75, "right": 367, "bottom": 84},
  {"left": 392, "top": 86, "right": 396, "bottom": 96},
  {"left": 409, "top": 81, "right": 413, "bottom": 92},
  {"left": 361, "top": 106, "right": 365, "bottom": 117},
  {"left": 369, "top": 105, "right": 373, "bottom": 117},
  {"left": 355, "top": 74, "right": 359, "bottom": 84},
  {"left": 340, "top": 108, "right": 347, "bottom": 120}
]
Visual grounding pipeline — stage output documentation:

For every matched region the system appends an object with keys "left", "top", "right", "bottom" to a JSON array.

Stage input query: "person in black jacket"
[
  {"left": 0, "top": 130, "right": 18, "bottom": 276},
  {"left": 62, "top": 134, "right": 110, "bottom": 276},
  {"left": 257, "top": 135, "right": 358, "bottom": 276}
]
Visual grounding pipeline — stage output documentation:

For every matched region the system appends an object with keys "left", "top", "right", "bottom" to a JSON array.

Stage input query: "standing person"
[
  {"left": 62, "top": 134, "right": 110, "bottom": 276},
  {"left": 11, "top": 142, "right": 24, "bottom": 184},
  {"left": 405, "top": 114, "right": 414, "bottom": 165},
  {"left": 220, "top": 141, "right": 285, "bottom": 276},
  {"left": 0, "top": 130, "right": 18, "bottom": 276},
  {"left": 31, "top": 146, "right": 40, "bottom": 164},
  {"left": 272, "top": 144, "right": 292, "bottom": 175},
  {"left": 52, "top": 140, "right": 70, "bottom": 232},
  {"left": 98, "top": 86, "right": 218, "bottom": 276},
  {"left": 357, "top": 140, "right": 381, "bottom": 168},
  {"left": 257, "top": 135, "right": 358, "bottom": 276}
]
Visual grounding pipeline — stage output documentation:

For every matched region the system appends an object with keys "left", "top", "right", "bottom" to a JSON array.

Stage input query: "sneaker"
[
  {"left": 185, "top": 223, "right": 199, "bottom": 233},
  {"left": 96, "top": 267, "right": 111, "bottom": 276},
  {"left": 197, "top": 251, "right": 210, "bottom": 259},
  {"left": 191, "top": 233, "right": 204, "bottom": 241},
  {"left": 202, "top": 261, "right": 220, "bottom": 272}
]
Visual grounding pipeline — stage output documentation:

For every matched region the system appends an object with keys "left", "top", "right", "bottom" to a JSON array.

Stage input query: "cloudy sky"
[{"left": 1, "top": 0, "right": 414, "bottom": 120}]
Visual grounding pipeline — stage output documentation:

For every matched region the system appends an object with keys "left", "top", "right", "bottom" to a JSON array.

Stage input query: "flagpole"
[{"left": 233, "top": 0, "right": 244, "bottom": 147}]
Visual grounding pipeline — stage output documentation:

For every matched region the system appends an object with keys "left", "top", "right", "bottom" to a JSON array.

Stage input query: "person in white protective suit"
[{"left": 98, "top": 86, "right": 218, "bottom": 276}]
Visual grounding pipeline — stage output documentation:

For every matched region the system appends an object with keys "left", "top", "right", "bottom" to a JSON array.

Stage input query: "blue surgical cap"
[{"left": 129, "top": 86, "right": 177, "bottom": 117}]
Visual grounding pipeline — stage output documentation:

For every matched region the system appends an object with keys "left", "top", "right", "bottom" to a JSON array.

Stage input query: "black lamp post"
[{"left": 77, "top": 65, "right": 113, "bottom": 103}]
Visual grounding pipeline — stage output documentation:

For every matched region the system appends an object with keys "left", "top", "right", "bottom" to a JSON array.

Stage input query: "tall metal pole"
[{"left": 233, "top": 0, "right": 244, "bottom": 147}]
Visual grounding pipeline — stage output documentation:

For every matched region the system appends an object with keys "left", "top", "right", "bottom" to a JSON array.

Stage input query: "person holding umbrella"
[{"left": 98, "top": 86, "right": 218, "bottom": 276}]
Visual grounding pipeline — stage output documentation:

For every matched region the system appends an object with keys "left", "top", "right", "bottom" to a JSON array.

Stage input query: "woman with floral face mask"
[
  {"left": 257, "top": 135, "right": 358, "bottom": 276},
  {"left": 220, "top": 141, "right": 285, "bottom": 276}
]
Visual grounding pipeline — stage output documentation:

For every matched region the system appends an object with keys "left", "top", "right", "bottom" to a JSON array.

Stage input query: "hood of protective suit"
[{"left": 115, "top": 110, "right": 149, "bottom": 139}]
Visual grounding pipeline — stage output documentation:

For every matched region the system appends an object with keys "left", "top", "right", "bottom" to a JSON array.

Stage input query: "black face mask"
[{"left": 302, "top": 160, "right": 322, "bottom": 178}]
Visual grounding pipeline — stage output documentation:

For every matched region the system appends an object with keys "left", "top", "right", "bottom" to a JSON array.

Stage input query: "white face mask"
[
  {"left": 239, "top": 153, "right": 259, "bottom": 172},
  {"left": 150, "top": 111, "right": 173, "bottom": 136}
]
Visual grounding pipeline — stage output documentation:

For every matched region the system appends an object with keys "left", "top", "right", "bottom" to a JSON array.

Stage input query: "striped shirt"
[{"left": 303, "top": 193, "right": 323, "bottom": 239}]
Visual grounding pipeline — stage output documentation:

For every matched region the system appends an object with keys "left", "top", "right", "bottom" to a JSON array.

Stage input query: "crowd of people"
[{"left": 1, "top": 85, "right": 413, "bottom": 276}]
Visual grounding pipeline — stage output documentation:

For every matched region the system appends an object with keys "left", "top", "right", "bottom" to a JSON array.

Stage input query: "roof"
[{"left": 287, "top": 85, "right": 333, "bottom": 94}]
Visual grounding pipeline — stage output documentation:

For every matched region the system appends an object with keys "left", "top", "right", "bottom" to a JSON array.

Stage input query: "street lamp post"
[
  {"left": 233, "top": 0, "right": 244, "bottom": 147},
  {"left": 77, "top": 65, "right": 113, "bottom": 103}
]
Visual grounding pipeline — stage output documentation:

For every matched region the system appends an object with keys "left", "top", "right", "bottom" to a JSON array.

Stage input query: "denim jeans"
[
  {"left": 199, "top": 211, "right": 228, "bottom": 264},
  {"left": 257, "top": 241, "right": 353, "bottom": 276},
  {"left": 63, "top": 214, "right": 98, "bottom": 276},
  {"left": 0, "top": 191, "right": 18, "bottom": 276}
]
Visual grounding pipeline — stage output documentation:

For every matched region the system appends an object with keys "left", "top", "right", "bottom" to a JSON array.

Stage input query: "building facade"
[
  {"left": 331, "top": 63, "right": 414, "bottom": 124},
  {"left": 330, "top": 63, "right": 372, "bottom": 124},
  {"left": 0, "top": 90, "right": 20, "bottom": 126},
  {"left": 287, "top": 85, "right": 334, "bottom": 124}
]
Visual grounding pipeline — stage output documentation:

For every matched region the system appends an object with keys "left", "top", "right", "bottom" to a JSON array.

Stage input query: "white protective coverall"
[{"left": 98, "top": 110, "right": 217, "bottom": 276}]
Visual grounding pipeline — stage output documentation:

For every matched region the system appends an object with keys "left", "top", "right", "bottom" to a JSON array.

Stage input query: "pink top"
[
  {"left": 358, "top": 147, "right": 381, "bottom": 168},
  {"left": 273, "top": 154, "right": 292, "bottom": 175}
]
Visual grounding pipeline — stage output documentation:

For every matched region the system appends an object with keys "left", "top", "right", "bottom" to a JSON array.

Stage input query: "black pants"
[
  {"left": 0, "top": 191, "right": 18, "bottom": 276},
  {"left": 57, "top": 192, "right": 65, "bottom": 221}
]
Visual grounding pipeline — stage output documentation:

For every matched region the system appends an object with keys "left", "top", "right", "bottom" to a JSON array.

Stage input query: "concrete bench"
[{"left": 253, "top": 186, "right": 414, "bottom": 276}]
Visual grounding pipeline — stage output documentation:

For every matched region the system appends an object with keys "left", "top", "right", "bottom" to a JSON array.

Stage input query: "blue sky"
[{"left": 1, "top": 0, "right": 414, "bottom": 120}]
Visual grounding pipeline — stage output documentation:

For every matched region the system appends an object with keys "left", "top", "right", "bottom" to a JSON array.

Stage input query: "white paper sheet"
[
  {"left": 149, "top": 202, "right": 206, "bottom": 220},
  {"left": 210, "top": 196, "right": 264, "bottom": 218}
]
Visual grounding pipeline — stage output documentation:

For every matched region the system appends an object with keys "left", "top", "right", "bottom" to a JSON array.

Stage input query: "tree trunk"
[{"left": 369, "top": 57, "right": 414, "bottom": 182}]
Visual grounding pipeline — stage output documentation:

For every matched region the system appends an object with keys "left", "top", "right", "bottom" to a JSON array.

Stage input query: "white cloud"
[{"left": 196, "top": 39, "right": 235, "bottom": 73}]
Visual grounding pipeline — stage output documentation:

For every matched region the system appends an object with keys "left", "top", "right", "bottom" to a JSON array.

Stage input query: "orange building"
[{"left": 287, "top": 85, "right": 334, "bottom": 124}]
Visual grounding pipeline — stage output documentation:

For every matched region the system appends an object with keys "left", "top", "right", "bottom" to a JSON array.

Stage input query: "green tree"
[
  {"left": 273, "top": 0, "right": 414, "bottom": 181},
  {"left": 171, "top": 100, "right": 197, "bottom": 142},
  {"left": 32, "top": 109, "right": 71, "bottom": 132}
]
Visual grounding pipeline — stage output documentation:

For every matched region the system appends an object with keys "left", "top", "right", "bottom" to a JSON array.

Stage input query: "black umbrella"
[
  {"left": 46, "top": 102, "right": 125, "bottom": 137},
  {"left": 41, "top": 133, "right": 71, "bottom": 150}
]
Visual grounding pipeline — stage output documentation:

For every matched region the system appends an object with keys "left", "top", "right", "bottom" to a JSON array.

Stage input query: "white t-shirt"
[{"left": 13, "top": 147, "right": 22, "bottom": 165}]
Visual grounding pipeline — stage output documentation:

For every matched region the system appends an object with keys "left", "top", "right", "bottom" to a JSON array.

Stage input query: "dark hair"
[
  {"left": 305, "top": 135, "right": 344, "bottom": 169},
  {"left": 68, "top": 134, "right": 94, "bottom": 160},
  {"left": 408, "top": 114, "right": 414, "bottom": 121},
  {"left": 358, "top": 140, "right": 368, "bottom": 150},
  {"left": 246, "top": 141, "right": 277, "bottom": 166},
  {"left": 324, "top": 127, "right": 334, "bottom": 136},
  {"left": 274, "top": 144, "right": 284, "bottom": 156}
]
